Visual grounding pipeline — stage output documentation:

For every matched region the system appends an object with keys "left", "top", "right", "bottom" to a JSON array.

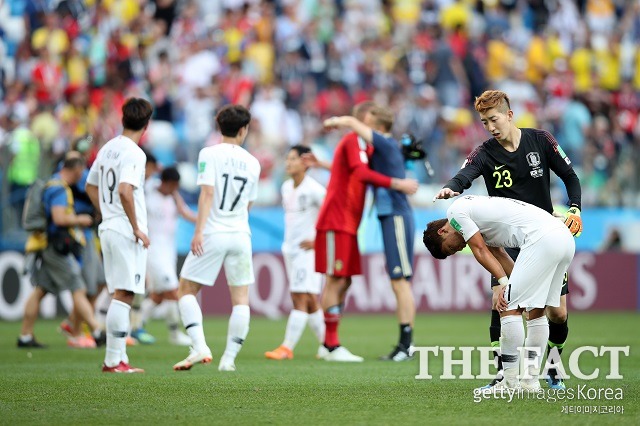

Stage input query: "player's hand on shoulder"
[
  {"left": 134, "top": 229, "right": 150, "bottom": 249},
  {"left": 190, "top": 233, "right": 204, "bottom": 256},
  {"left": 299, "top": 240, "right": 314, "bottom": 251},
  {"left": 432, "top": 188, "right": 460, "bottom": 202}
]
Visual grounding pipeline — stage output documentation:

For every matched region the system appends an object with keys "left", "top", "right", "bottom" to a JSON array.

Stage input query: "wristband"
[{"left": 497, "top": 276, "right": 509, "bottom": 287}]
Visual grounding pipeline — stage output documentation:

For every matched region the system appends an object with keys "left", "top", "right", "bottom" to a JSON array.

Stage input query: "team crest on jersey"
[{"left": 526, "top": 152, "right": 541, "bottom": 167}]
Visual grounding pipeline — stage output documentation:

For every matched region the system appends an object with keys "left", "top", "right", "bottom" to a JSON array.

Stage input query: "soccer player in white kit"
[
  {"left": 140, "top": 166, "right": 196, "bottom": 346},
  {"left": 86, "top": 98, "right": 153, "bottom": 373},
  {"left": 173, "top": 105, "right": 260, "bottom": 372},
  {"left": 264, "top": 145, "right": 326, "bottom": 360},
  {"left": 422, "top": 195, "right": 575, "bottom": 390}
]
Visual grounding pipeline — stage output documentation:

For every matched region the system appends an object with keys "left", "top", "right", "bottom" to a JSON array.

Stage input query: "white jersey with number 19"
[
  {"left": 87, "top": 135, "right": 148, "bottom": 238},
  {"left": 197, "top": 142, "right": 261, "bottom": 235}
]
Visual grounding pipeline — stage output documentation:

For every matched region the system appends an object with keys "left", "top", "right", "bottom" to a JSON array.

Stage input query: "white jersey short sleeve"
[
  {"left": 87, "top": 135, "right": 148, "bottom": 238},
  {"left": 196, "top": 143, "right": 261, "bottom": 235}
]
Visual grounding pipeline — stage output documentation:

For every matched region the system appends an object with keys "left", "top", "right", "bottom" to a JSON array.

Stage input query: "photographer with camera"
[{"left": 18, "top": 156, "right": 105, "bottom": 349}]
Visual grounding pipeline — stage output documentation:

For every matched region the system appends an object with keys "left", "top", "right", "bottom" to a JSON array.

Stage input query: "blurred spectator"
[{"left": 5, "top": 110, "right": 40, "bottom": 228}]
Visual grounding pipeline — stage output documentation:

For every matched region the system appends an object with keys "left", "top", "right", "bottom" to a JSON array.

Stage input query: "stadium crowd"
[{"left": 1, "top": 0, "right": 640, "bottom": 233}]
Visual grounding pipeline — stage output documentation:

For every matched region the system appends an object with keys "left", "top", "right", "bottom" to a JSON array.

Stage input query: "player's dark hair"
[
  {"left": 290, "top": 145, "right": 311, "bottom": 157},
  {"left": 143, "top": 149, "right": 157, "bottom": 165},
  {"left": 160, "top": 166, "right": 180, "bottom": 183},
  {"left": 474, "top": 90, "right": 511, "bottom": 115},
  {"left": 216, "top": 104, "right": 252, "bottom": 137},
  {"left": 423, "top": 219, "right": 449, "bottom": 260},
  {"left": 63, "top": 156, "right": 85, "bottom": 170},
  {"left": 122, "top": 98, "right": 153, "bottom": 131}
]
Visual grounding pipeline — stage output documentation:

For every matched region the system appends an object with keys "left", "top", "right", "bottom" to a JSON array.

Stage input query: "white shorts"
[
  {"left": 506, "top": 229, "right": 575, "bottom": 311},
  {"left": 180, "top": 232, "right": 254, "bottom": 287},
  {"left": 147, "top": 250, "right": 178, "bottom": 293},
  {"left": 100, "top": 229, "right": 147, "bottom": 295},
  {"left": 284, "top": 250, "right": 322, "bottom": 294}
]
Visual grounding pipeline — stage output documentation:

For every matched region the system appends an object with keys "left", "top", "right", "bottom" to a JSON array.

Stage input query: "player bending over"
[{"left": 423, "top": 195, "right": 575, "bottom": 391}]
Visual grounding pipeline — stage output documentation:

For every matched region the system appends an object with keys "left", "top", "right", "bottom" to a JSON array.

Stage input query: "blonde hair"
[
  {"left": 474, "top": 90, "right": 511, "bottom": 115},
  {"left": 352, "top": 101, "right": 376, "bottom": 121},
  {"left": 369, "top": 105, "right": 394, "bottom": 132}
]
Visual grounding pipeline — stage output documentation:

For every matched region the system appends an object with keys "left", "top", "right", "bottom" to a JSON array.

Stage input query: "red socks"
[{"left": 324, "top": 312, "right": 341, "bottom": 348}]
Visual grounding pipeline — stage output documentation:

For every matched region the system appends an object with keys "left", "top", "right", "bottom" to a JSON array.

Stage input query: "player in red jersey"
[{"left": 312, "top": 102, "right": 418, "bottom": 362}]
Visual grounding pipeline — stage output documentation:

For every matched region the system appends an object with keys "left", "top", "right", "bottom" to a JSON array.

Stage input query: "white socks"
[
  {"left": 104, "top": 299, "right": 131, "bottom": 367},
  {"left": 280, "top": 308, "right": 326, "bottom": 350},
  {"left": 308, "top": 309, "right": 325, "bottom": 343},
  {"left": 283, "top": 310, "right": 308, "bottom": 350},
  {"left": 222, "top": 305, "right": 250, "bottom": 362},
  {"left": 165, "top": 300, "right": 181, "bottom": 335},
  {"left": 179, "top": 295, "right": 209, "bottom": 354},
  {"left": 524, "top": 316, "right": 549, "bottom": 381},
  {"left": 500, "top": 315, "right": 524, "bottom": 384},
  {"left": 139, "top": 298, "right": 157, "bottom": 328}
]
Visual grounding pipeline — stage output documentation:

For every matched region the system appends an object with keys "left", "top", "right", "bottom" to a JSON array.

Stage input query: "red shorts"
[{"left": 315, "top": 230, "right": 361, "bottom": 277}]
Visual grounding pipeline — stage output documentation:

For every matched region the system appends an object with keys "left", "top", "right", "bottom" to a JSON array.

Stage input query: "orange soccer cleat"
[{"left": 264, "top": 345, "right": 293, "bottom": 360}]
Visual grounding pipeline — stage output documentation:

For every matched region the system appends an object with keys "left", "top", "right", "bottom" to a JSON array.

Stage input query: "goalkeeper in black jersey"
[{"left": 434, "top": 90, "right": 583, "bottom": 391}]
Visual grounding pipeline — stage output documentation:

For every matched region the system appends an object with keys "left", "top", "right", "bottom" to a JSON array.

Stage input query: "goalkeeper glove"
[{"left": 564, "top": 205, "right": 582, "bottom": 237}]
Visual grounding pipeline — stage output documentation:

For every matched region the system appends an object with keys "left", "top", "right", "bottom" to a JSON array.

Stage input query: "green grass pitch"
[{"left": 1, "top": 313, "right": 638, "bottom": 425}]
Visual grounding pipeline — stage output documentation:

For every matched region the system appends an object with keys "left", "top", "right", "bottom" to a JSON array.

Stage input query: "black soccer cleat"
[
  {"left": 379, "top": 343, "right": 413, "bottom": 362},
  {"left": 93, "top": 330, "right": 107, "bottom": 347},
  {"left": 17, "top": 336, "right": 48, "bottom": 349}
]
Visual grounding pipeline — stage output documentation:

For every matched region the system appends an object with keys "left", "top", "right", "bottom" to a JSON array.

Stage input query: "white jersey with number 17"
[
  {"left": 197, "top": 142, "right": 261, "bottom": 235},
  {"left": 87, "top": 135, "right": 148, "bottom": 238}
]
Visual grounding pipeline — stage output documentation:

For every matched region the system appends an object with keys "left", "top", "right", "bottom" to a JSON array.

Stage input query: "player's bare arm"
[
  {"left": 191, "top": 184, "right": 214, "bottom": 256},
  {"left": 390, "top": 178, "right": 418, "bottom": 195},
  {"left": 301, "top": 152, "right": 331, "bottom": 170},
  {"left": 299, "top": 240, "right": 314, "bottom": 250},
  {"left": 85, "top": 183, "right": 101, "bottom": 214},
  {"left": 173, "top": 190, "right": 197, "bottom": 223},
  {"left": 119, "top": 182, "right": 150, "bottom": 248},
  {"left": 323, "top": 116, "right": 373, "bottom": 143},
  {"left": 467, "top": 232, "right": 508, "bottom": 288},
  {"left": 486, "top": 245, "right": 514, "bottom": 311},
  {"left": 487, "top": 246, "right": 514, "bottom": 277},
  {"left": 51, "top": 206, "right": 93, "bottom": 228}
]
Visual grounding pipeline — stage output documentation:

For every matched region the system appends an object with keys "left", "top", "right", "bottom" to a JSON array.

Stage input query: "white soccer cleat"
[
  {"left": 324, "top": 346, "right": 364, "bottom": 362},
  {"left": 218, "top": 356, "right": 236, "bottom": 372},
  {"left": 316, "top": 345, "right": 329, "bottom": 360},
  {"left": 169, "top": 331, "right": 192, "bottom": 346},
  {"left": 173, "top": 347, "right": 213, "bottom": 371}
]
